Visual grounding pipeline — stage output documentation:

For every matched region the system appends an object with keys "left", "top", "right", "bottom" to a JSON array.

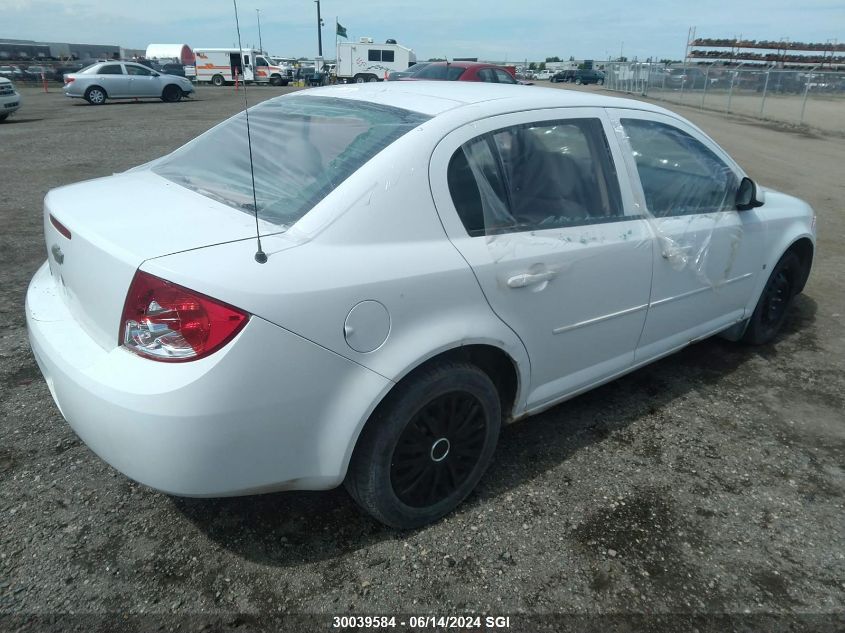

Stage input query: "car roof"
[
  {"left": 423, "top": 61, "right": 504, "bottom": 70},
  {"left": 300, "top": 81, "right": 675, "bottom": 118}
]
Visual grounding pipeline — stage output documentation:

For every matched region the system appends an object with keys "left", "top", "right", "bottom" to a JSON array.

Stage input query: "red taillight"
[
  {"left": 49, "top": 214, "right": 72, "bottom": 240},
  {"left": 65, "top": 77, "right": 75, "bottom": 84},
  {"left": 119, "top": 270, "right": 249, "bottom": 362}
]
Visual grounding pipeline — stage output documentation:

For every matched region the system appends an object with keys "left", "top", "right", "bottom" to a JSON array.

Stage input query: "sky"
[{"left": 4, "top": 0, "right": 844, "bottom": 62}]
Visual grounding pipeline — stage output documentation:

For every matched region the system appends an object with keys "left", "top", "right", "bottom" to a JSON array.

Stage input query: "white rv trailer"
[
  {"left": 336, "top": 38, "right": 416, "bottom": 83},
  {"left": 194, "top": 48, "right": 290, "bottom": 86}
]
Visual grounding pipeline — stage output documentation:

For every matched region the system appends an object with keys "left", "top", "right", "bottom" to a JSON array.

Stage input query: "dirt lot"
[{"left": 1, "top": 84, "right": 843, "bottom": 631}]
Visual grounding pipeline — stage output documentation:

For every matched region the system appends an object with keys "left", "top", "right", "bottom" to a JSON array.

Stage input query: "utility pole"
[
  {"left": 256, "top": 8, "right": 263, "bottom": 53},
  {"left": 315, "top": 0, "right": 323, "bottom": 57}
]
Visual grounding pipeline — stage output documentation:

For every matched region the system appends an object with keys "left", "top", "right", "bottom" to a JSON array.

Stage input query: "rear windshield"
[{"left": 151, "top": 95, "right": 430, "bottom": 227}]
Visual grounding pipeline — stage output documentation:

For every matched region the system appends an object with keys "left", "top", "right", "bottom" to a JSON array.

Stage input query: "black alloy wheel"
[
  {"left": 345, "top": 362, "right": 501, "bottom": 529},
  {"left": 390, "top": 391, "right": 487, "bottom": 508},
  {"left": 743, "top": 250, "right": 801, "bottom": 345}
]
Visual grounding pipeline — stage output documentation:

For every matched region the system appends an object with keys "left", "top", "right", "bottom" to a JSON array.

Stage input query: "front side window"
[
  {"left": 448, "top": 118, "right": 623, "bottom": 235},
  {"left": 256, "top": 57, "right": 268, "bottom": 66},
  {"left": 126, "top": 65, "right": 152, "bottom": 76},
  {"left": 621, "top": 118, "right": 738, "bottom": 217},
  {"left": 151, "top": 96, "right": 429, "bottom": 227},
  {"left": 98, "top": 64, "right": 124, "bottom": 75}
]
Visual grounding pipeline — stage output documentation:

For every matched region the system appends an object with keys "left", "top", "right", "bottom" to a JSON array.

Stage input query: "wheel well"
[
  {"left": 163, "top": 83, "right": 180, "bottom": 93},
  {"left": 86, "top": 85, "right": 106, "bottom": 96},
  {"left": 396, "top": 345, "right": 519, "bottom": 421},
  {"left": 787, "top": 237, "right": 814, "bottom": 294}
]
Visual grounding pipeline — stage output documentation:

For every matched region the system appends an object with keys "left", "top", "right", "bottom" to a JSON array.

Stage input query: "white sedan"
[
  {"left": 26, "top": 83, "right": 815, "bottom": 528},
  {"left": 63, "top": 61, "right": 194, "bottom": 105}
]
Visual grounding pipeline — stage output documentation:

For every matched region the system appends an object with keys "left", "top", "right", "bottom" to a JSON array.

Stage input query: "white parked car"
[
  {"left": 27, "top": 83, "right": 815, "bottom": 528},
  {"left": 0, "top": 76, "right": 21, "bottom": 121},
  {"left": 63, "top": 61, "right": 194, "bottom": 105}
]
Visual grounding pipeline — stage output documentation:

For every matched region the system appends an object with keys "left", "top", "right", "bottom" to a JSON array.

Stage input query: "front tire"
[
  {"left": 161, "top": 85, "right": 182, "bottom": 102},
  {"left": 354, "top": 74, "right": 366, "bottom": 84},
  {"left": 345, "top": 362, "right": 501, "bottom": 529},
  {"left": 85, "top": 86, "right": 106, "bottom": 105},
  {"left": 742, "top": 251, "right": 802, "bottom": 345},
  {"left": 0, "top": 113, "right": 8, "bottom": 122}
]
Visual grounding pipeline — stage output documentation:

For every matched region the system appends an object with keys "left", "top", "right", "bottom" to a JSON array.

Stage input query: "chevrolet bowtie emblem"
[{"left": 51, "top": 244, "right": 64, "bottom": 265}]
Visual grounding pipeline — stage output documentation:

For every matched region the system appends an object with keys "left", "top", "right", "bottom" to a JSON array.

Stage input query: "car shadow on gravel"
[{"left": 173, "top": 294, "right": 818, "bottom": 567}]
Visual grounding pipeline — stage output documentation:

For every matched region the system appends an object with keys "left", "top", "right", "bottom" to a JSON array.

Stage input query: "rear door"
[
  {"left": 95, "top": 63, "right": 129, "bottom": 97},
  {"left": 430, "top": 108, "right": 653, "bottom": 409}
]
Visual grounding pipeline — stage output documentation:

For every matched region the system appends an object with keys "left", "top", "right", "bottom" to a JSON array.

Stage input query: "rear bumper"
[{"left": 26, "top": 261, "right": 390, "bottom": 496}]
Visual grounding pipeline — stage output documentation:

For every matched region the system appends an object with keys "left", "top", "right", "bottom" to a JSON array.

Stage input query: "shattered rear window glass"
[{"left": 151, "top": 96, "right": 430, "bottom": 227}]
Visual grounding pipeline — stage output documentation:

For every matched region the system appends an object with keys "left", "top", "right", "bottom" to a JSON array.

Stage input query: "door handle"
[{"left": 507, "top": 270, "right": 558, "bottom": 288}]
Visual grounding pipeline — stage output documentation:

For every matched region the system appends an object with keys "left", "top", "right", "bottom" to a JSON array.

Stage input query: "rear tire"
[
  {"left": 575, "top": 77, "right": 582, "bottom": 85},
  {"left": 211, "top": 74, "right": 225, "bottom": 87},
  {"left": 354, "top": 74, "right": 366, "bottom": 84},
  {"left": 84, "top": 86, "right": 106, "bottom": 105},
  {"left": 161, "top": 85, "right": 181, "bottom": 102},
  {"left": 345, "top": 362, "right": 501, "bottom": 529},
  {"left": 0, "top": 113, "right": 8, "bottom": 122},
  {"left": 742, "top": 251, "right": 802, "bottom": 345},
  {"left": 367, "top": 75, "right": 379, "bottom": 82}
]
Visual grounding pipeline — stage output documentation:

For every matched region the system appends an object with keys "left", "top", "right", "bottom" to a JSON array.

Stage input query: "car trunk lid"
[{"left": 42, "top": 170, "right": 277, "bottom": 351}]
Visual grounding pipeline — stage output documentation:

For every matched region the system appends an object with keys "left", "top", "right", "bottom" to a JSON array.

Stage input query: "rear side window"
[
  {"left": 494, "top": 69, "right": 516, "bottom": 84},
  {"left": 448, "top": 118, "right": 623, "bottom": 236},
  {"left": 477, "top": 68, "right": 496, "bottom": 83},
  {"left": 98, "top": 64, "right": 124, "bottom": 75},
  {"left": 621, "top": 118, "right": 738, "bottom": 217},
  {"left": 151, "top": 96, "right": 429, "bottom": 227},
  {"left": 382, "top": 50, "right": 395, "bottom": 63},
  {"left": 368, "top": 50, "right": 380, "bottom": 62},
  {"left": 415, "top": 64, "right": 465, "bottom": 80}
]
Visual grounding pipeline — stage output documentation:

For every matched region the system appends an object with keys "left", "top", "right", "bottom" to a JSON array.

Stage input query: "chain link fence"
[{"left": 602, "top": 62, "right": 845, "bottom": 135}]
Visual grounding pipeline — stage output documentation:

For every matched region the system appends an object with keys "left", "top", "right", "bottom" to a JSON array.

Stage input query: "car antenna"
[{"left": 232, "top": 0, "right": 267, "bottom": 264}]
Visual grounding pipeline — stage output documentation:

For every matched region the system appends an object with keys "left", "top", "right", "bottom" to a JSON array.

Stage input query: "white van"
[{"left": 194, "top": 48, "right": 290, "bottom": 86}]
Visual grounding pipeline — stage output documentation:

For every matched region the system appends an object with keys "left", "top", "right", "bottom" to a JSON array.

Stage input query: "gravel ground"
[{"left": 1, "top": 84, "right": 843, "bottom": 631}]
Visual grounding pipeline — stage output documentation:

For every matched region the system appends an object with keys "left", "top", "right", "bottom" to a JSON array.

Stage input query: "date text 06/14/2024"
[{"left": 332, "top": 615, "right": 512, "bottom": 629}]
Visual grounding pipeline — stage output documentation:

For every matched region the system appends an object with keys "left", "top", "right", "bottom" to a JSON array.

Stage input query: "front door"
[
  {"left": 606, "top": 109, "right": 764, "bottom": 360},
  {"left": 126, "top": 64, "right": 160, "bottom": 97},
  {"left": 430, "top": 108, "right": 654, "bottom": 409}
]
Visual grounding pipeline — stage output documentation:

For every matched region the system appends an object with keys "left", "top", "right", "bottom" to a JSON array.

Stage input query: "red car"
[{"left": 400, "top": 61, "right": 519, "bottom": 84}]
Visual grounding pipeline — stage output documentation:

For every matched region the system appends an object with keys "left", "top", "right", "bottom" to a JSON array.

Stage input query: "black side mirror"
[{"left": 736, "top": 176, "right": 765, "bottom": 211}]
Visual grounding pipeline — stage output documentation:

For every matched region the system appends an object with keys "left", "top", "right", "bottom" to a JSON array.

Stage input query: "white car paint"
[
  {"left": 26, "top": 82, "right": 815, "bottom": 498},
  {"left": 0, "top": 77, "right": 21, "bottom": 120}
]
